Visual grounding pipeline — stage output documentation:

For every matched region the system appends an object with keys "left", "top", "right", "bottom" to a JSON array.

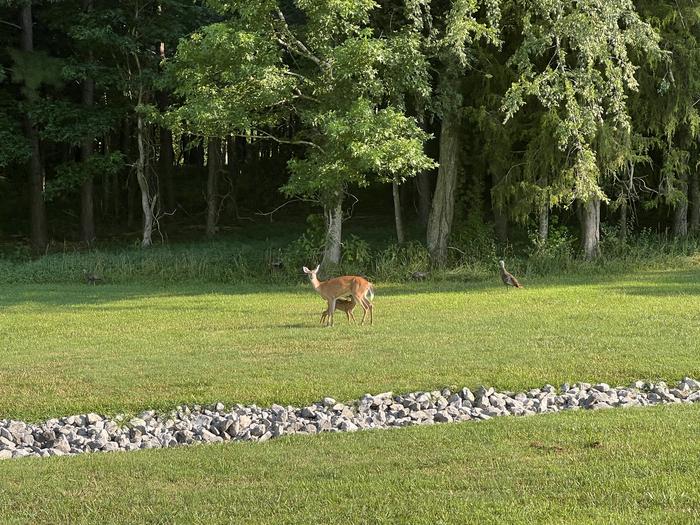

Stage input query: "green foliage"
[
  {"left": 373, "top": 241, "right": 430, "bottom": 281},
  {"left": 28, "top": 99, "right": 121, "bottom": 145},
  {"left": 45, "top": 153, "right": 125, "bottom": 201},
  {"left": 168, "top": 21, "right": 296, "bottom": 136},
  {"left": 8, "top": 49, "right": 64, "bottom": 100},
  {"left": 502, "top": 0, "right": 662, "bottom": 204},
  {"left": 284, "top": 99, "right": 435, "bottom": 200},
  {"left": 0, "top": 98, "right": 30, "bottom": 167},
  {"left": 527, "top": 217, "right": 575, "bottom": 274},
  {"left": 282, "top": 215, "right": 327, "bottom": 270},
  {"left": 171, "top": 0, "right": 436, "bottom": 210}
]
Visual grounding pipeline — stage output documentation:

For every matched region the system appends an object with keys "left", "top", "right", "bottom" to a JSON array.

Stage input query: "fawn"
[
  {"left": 320, "top": 298, "right": 356, "bottom": 324},
  {"left": 303, "top": 265, "right": 374, "bottom": 326}
]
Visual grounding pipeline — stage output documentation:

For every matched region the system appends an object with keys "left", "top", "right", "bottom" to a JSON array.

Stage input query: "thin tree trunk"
[
  {"left": 538, "top": 204, "right": 549, "bottom": 244},
  {"left": 415, "top": 111, "right": 432, "bottom": 228},
  {"left": 20, "top": 5, "right": 48, "bottom": 254},
  {"left": 673, "top": 172, "right": 689, "bottom": 238},
  {"left": 321, "top": 195, "right": 343, "bottom": 270},
  {"left": 690, "top": 168, "right": 700, "bottom": 233},
  {"left": 538, "top": 179, "right": 549, "bottom": 244},
  {"left": 136, "top": 112, "right": 154, "bottom": 247},
  {"left": 427, "top": 110, "right": 460, "bottom": 267},
  {"left": 206, "top": 137, "right": 221, "bottom": 237},
  {"left": 392, "top": 181, "right": 406, "bottom": 244},
  {"left": 156, "top": 40, "right": 176, "bottom": 215},
  {"left": 581, "top": 198, "right": 601, "bottom": 260}
]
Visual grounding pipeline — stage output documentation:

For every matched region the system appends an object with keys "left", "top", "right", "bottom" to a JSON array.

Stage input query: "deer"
[
  {"left": 320, "top": 298, "right": 356, "bottom": 325},
  {"left": 302, "top": 265, "right": 374, "bottom": 327}
]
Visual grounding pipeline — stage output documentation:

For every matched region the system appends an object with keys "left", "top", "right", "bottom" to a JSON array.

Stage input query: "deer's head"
[{"left": 302, "top": 265, "right": 321, "bottom": 281}]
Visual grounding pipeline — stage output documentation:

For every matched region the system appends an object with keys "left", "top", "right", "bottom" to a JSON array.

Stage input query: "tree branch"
[{"left": 274, "top": 8, "right": 329, "bottom": 72}]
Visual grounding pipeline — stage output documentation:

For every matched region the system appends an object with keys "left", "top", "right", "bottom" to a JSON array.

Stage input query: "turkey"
[{"left": 498, "top": 260, "right": 523, "bottom": 288}]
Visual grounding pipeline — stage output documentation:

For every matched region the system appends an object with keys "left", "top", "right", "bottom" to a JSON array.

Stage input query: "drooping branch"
[{"left": 273, "top": 8, "right": 329, "bottom": 72}]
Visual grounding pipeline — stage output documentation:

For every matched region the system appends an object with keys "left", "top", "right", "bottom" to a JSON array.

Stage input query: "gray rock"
[
  {"left": 340, "top": 421, "right": 358, "bottom": 432},
  {"left": 434, "top": 412, "right": 452, "bottom": 423}
]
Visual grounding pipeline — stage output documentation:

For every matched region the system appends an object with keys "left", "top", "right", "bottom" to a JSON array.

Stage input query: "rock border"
[{"left": 2, "top": 377, "right": 700, "bottom": 460}]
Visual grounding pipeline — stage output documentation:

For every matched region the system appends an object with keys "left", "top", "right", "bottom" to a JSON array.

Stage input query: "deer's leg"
[
  {"left": 361, "top": 296, "right": 373, "bottom": 326},
  {"left": 327, "top": 298, "right": 337, "bottom": 327},
  {"left": 355, "top": 294, "right": 369, "bottom": 325}
]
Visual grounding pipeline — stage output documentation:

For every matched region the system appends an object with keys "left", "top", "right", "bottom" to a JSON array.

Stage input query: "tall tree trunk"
[
  {"left": 538, "top": 180, "right": 549, "bottom": 244},
  {"left": 159, "top": 126, "right": 176, "bottom": 213},
  {"left": 321, "top": 194, "right": 343, "bottom": 270},
  {"left": 580, "top": 198, "right": 601, "bottom": 260},
  {"left": 80, "top": 50, "right": 95, "bottom": 243},
  {"left": 538, "top": 205, "right": 549, "bottom": 244},
  {"left": 206, "top": 137, "right": 221, "bottom": 237},
  {"left": 673, "top": 173, "right": 689, "bottom": 238},
  {"left": 392, "top": 181, "right": 406, "bottom": 244},
  {"left": 618, "top": 199, "right": 628, "bottom": 242},
  {"left": 690, "top": 168, "right": 700, "bottom": 233},
  {"left": 415, "top": 111, "right": 432, "bottom": 228},
  {"left": 673, "top": 201, "right": 689, "bottom": 238},
  {"left": 20, "top": 5, "right": 48, "bottom": 254},
  {"left": 427, "top": 111, "right": 460, "bottom": 267},
  {"left": 136, "top": 112, "right": 154, "bottom": 247}
]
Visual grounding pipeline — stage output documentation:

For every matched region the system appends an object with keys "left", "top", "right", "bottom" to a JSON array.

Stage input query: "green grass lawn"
[
  {"left": 1, "top": 405, "right": 700, "bottom": 524},
  {"left": 1, "top": 268, "right": 700, "bottom": 421},
  {"left": 1, "top": 267, "right": 700, "bottom": 523}
]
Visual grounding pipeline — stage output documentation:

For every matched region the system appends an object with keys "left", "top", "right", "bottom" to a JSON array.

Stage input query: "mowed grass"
[
  {"left": 0, "top": 267, "right": 699, "bottom": 420},
  {"left": 1, "top": 405, "right": 700, "bottom": 524},
  {"left": 2, "top": 268, "right": 700, "bottom": 523}
]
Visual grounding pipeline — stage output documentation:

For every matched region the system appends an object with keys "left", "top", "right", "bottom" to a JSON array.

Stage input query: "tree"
[
  {"left": 171, "top": 1, "right": 434, "bottom": 268},
  {"left": 420, "top": 0, "right": 502, "bottom": 266},
  {"left": 632, "top": 1, "right": 700, "bottom": 238},
  {"left": 503, "top": 0, "right": 660, "bottom": 259},
  {"left": 15, "top": 4, "right": 51, "bottom": 253}
]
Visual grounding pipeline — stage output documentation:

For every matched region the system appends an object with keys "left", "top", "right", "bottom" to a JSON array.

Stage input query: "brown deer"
[
  {"left": 303, "top": 265, "right": 374, "bottom": 326},
  {"left": 320, "top": 298, "right": 356, "bottom": 324}
]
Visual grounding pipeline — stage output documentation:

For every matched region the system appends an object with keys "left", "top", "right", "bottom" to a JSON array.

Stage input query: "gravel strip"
[{"left": 2, "top": 377, "right": 700, "bottom": 460}]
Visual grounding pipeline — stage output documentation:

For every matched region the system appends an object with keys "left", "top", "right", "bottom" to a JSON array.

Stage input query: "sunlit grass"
[
  {"left": 1, "top": 268, "right": 699, "bottom": 421},
  {"left": 1, "top": 404, "right": 700, "bottom": 523}
]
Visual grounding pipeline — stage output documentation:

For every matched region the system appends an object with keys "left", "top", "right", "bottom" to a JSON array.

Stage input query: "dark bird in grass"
[
  {"left": 499, "top": 260, "right": 523, "bottom": 288},
  {"left": 83, "top": 269, "right": 103, "bottom": 285}
]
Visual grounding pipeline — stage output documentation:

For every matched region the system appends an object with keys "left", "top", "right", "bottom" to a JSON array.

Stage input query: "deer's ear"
[
  {"left": 314, "top": 264, "right": 320, "bottom": 273},
  {"left": 302, "top": 266, "right": 310, "bottom": 274}
]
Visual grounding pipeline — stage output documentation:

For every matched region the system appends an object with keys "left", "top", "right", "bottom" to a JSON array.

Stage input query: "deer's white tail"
[{"left": 366, "top": 285, "right": 374, "bottom": 302}]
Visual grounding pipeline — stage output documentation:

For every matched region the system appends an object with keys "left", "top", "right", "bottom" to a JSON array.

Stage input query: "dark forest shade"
[{"left": 0, "top": 1, "right": 698, "bottom": 259}]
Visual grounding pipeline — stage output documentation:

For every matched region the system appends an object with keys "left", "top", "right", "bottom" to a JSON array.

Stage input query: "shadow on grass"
[{"left": 1, "top": 268, "right": 698, "bottom": 309}]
